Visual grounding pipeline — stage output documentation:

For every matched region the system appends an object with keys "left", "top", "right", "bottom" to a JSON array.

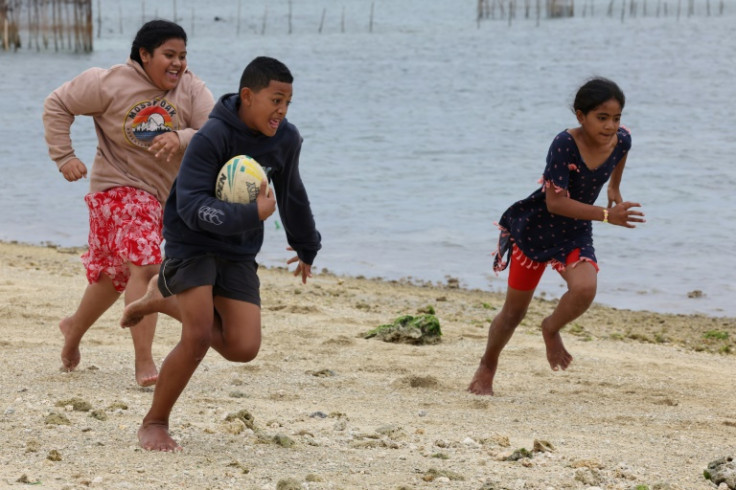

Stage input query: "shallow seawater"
[{"left": 1, "top": 0, "right": 734, "bottom": 316}]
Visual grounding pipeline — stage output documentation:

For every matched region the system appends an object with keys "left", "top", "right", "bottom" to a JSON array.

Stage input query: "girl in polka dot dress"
[{"left": 468, "top": 78, "right": 645, "bottom": 396}]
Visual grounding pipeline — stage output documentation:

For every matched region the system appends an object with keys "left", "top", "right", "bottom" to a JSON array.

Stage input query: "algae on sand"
[{"left": 363, "top": 314, "right": 442, "bottom": 345}]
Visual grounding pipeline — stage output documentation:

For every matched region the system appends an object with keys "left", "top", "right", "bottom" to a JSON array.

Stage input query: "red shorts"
[
  {"left": 508, "top": 245, "right": 599, "bottom": 291},
  {"left": 81, "top": 187, "right": 163, "bottom": 292}
]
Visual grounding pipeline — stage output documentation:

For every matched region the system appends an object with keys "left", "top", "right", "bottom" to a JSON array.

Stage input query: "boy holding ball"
[{"left": 122, "top": 56, "right": 321, "bottom": 451}]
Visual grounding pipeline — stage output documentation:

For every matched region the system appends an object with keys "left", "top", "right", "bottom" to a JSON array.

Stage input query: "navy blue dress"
[{"left": 493, "top": 127, "right": 631, "bottom": 273}]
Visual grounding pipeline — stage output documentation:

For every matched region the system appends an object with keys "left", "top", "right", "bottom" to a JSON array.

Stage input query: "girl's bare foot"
[
  {"left": 541, "top": 319, "right": 573, "bottom": 371},
  {"left": 59, "top": 317, "right": 80, "bottom": 372},
  {"left": 138, "top": 421, "right": 181, "bottom": 452},
  {"left": 467, "top": 359, "right": 498, "bottom": 395}
]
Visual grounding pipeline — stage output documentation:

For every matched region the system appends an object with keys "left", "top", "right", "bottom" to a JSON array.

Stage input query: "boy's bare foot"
[
  {"left": 138, "top": 421, "right": 181, "bottom": 452},
  {"left": 542, "top": 319, "right": 573, "bottom": 371},
  {"left": 121, "top": 278, "right": 161, "bottom": 328},
  {"left": 135, "top": 358, "right": 158, "bottom": 387},
  {"left": 59, "top": 317, "right": 81, "bottom": 372},
  {"left": 467, "top": 359, "right": 497, "bottom": 395}
]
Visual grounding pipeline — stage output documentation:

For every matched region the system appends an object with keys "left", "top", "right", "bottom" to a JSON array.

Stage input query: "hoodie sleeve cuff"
[{"left": 297, "top": 249, "right": 318, "bottom": 266}]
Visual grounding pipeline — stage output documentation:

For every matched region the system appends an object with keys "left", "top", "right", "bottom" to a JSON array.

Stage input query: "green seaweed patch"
[
  {"left": 55, "top": 397, "right": 92, "bottom": 412},
  {"left": 363, "top": 314, "right": 442, "bottom": 345},
  {"left": 44, "top": 412, "right": 71, "bottom": 426},
  {"left": 703, "top": 330, "right": 729, "bottom": 340}
]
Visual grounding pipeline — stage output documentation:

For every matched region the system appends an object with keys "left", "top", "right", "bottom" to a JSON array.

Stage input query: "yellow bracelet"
[{"left": 602, "top": 208, "right": 609, "bottom": 223}]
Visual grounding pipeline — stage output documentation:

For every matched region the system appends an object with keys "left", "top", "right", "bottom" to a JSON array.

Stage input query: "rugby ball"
[{"left": 215, "top": 155, "right": 267, "bottom": 204}]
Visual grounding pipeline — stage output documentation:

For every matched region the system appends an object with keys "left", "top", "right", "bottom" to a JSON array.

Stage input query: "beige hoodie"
[{"left": 43, "top": 59, "right": 214, "bottom": 204}]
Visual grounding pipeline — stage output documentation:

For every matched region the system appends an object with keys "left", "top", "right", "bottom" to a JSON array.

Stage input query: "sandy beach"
[{"left": 1, "top": 240, "right": 734, "bottom": 489}]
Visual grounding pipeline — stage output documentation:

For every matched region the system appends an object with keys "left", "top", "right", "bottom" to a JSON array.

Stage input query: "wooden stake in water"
[
  {"left": 368, "top": 1, "right": 374, "bottom": 33},
  {"left": 261, "top": 5, "right": 267, "bottom": 35},
  {"left": 318, "top": 7, "right": 325, "bottom": 33},
  {"left": 236, "top": 0, "right": 241, "bottom": 35},
  {"left": 288, "top": 0, "right": 293, "bottom": 34}
]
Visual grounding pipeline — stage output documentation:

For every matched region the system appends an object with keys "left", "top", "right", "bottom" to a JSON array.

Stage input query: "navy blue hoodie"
[{"left": 161, "top": 93, "right": 321, "bottom": 264}]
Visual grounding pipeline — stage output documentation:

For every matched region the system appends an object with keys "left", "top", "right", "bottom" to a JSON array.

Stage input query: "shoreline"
[
  {"left": 1, "top": 240, "right": 735, "bottom": 489},
  {"left": 4, "top": 238, "right": 733, "bottom": 320}
]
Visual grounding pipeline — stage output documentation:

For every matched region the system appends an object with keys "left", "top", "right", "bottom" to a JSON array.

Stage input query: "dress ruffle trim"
[
  {"left": 549, "top": 255, "right": 598, "bottom": 274},
  {"left": 540, "top": 178, "right": 569, "bottom": 197}
]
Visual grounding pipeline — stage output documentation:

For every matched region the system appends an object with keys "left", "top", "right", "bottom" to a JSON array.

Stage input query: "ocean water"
[{"left": 1, "top": 0, "right": 734, "bottom": 317}]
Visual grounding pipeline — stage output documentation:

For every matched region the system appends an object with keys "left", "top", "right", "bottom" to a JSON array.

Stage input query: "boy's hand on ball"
[
  {"left": 256, "top": 179, "right": 276, "bottom": 220},
  {"left": 609, "top": 201, "right": 645, "bottom": 228},
  {"left": 60, "top": 158, "right": 88, "bottom": 182}
]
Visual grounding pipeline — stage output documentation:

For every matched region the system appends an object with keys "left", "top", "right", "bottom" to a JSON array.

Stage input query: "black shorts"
[{"left": 158, "top": 255, "right": 260, "bottom": 306}]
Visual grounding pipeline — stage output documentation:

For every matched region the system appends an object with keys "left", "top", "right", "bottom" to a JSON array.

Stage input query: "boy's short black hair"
[
  {"left": 238, "top": 56, "right": 293, "bottom": 93},
  {"left": 130, "top": 19, "right": 187, "bottom": 66}
]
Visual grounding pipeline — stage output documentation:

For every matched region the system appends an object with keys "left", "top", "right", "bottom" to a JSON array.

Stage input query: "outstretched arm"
[
  {"left": 607, "top": 154, "right": 627, "bottom": 207},
  {"left": 545, "top": 180, "right": 645, "bottom": 228}
]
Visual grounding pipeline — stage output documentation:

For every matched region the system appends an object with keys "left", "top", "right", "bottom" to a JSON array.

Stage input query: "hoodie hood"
[{"left": 210, "top": 93, "right": 276, "bottom": 139}]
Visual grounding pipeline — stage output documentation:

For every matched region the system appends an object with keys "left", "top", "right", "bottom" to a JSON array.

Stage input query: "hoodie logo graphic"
[
  {"left": 123, "top": 98, "right": 179, "bottom": 148},
  {"left": 198, "top": 206, "right": 224, "bottom": 226}
]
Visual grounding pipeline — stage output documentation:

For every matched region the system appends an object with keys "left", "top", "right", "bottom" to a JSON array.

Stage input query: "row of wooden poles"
[
  {"left": 477, "top": 0, "right": 726, "bottom": 23},
  {"left": 131, "top": 0, "right": 376, "bottom": 37},
  {"left": 1, "top": 0, "right": 93, "bottom": 52},
  {"left": 1, "top": 0, "right": 378, "bottom": 52}
]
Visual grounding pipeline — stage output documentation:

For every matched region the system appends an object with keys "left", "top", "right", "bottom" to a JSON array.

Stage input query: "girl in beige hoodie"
[{"left": 43, "top": 19, "right": 214, "bottom": 386}]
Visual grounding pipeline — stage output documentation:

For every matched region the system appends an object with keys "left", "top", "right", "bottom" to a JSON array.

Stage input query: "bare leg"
[
  {"left": 121, "top": 274, "right": 181, "bottom": 327},
  {"left": 125, "top": 264, "right": 162, "bottom": 387},
  {"left": 468, "top": 287, "right": 535, "bottom": 395},
  {"left": 139, "top": 286, "right": 214, "bottom": 451},
  {"left": 210, "top": 296, "right": 261, "bottom": 362},
  {"left": 138, "top": 292, "right": 263, "bottom": 451},
  {"left": 542, "top": 262, "right": 597, "bottom": 371},
  {"left": 59, "top": 275, "right": 120, "bottom": 372}
]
